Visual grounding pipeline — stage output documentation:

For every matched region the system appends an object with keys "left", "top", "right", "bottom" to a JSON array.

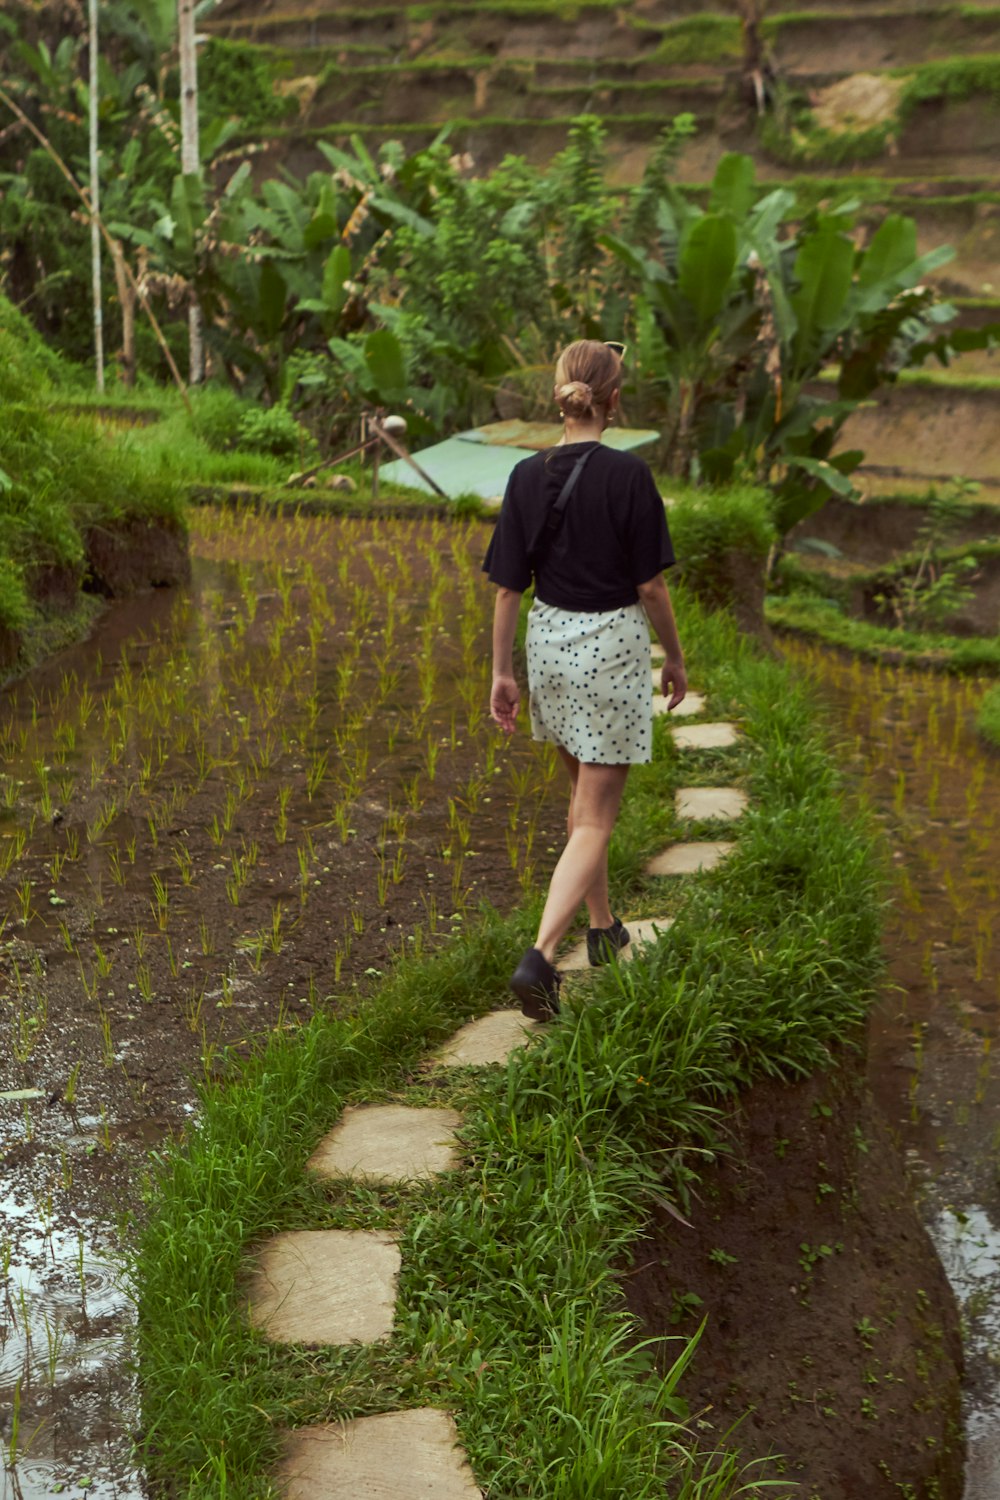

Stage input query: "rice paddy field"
[
  {"left": 0, "top": 508, "right": 567, "bottom": 1498},
  {"left": 2, "top": 507, "right": 1000, "bottom": 1497}
]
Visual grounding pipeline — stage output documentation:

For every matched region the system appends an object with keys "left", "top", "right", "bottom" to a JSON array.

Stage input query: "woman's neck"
[{"left": 562, "top": 414, "right": 605, "bottom": 444}]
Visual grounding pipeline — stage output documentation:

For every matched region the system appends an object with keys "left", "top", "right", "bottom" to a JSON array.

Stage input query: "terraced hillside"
[{"left": 201, "top": 0, "right": 1000, "bottom": 499}]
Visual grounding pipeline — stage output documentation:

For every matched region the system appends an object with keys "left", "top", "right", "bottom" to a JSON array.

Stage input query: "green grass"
[
  {"left": 977, "top": 682, "right": 1000, "bottom": 748},
  {"left": 814, "top": 365, "right": 1000, "bottom": 394},
  {"left": 767, "top": 590, "right": 1000, "bottom": 673},
  {"left": 274, "top": 108, "right": 712, "bottom": 146},
  {"left": 133, "top": 590, "right": 884, "bottom": 1497},
  {"left": 530, "top": 76, "right": 723, "bottom": 100},
  {"left": 649, "top": 14, "right": 740, "bottom": 66},
  {"left": 0, "top": 297, "right": 185, "bottom": 638}
]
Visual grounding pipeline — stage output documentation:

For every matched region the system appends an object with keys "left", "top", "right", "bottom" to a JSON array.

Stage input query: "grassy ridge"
[
  {"left": 0, "top": 297, "right": 185, "bottom": 639},
  {"left": 133, "top": 592, "right": 883, "bottom": 1497},
  {"left": 767, "top": 591, "right": 1000, "bottom": 672}
]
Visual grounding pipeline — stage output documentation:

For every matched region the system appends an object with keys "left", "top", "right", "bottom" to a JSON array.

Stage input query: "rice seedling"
[
  {"left": 14, "top": 878, "right": 36, "bottom": 926},
  {"left": 183, "top": 983, "right": 207, "bottom": 1033},
  {"left": 274, "top": 784, "right": 292, "bottom": 843},
  {"left": 306, "top": 751, "right": 328, "bottom": 801},
  {"left": 92, "top": 942, "right": 113, "bottom": 979},
  {"left": 150, "top": 873, "right": 170, "bottom": 932},
  {"left": 0, "top": 829, "right": 27, "bottom": 877},
  {"left": 64, "top": 1062, "right": 82, "bottom": 1106},
  {"left": 96, "top": 1002, "right": 115, "bottom": 1067},
  {"left": 172, "top": 843, "right": 194, "bottom": 886},
  {"left": 199, "top": 917, "right": 215, "bottom": 956},
  {"left": 267, "top": 902, "right": 285, "bottom": 955}
]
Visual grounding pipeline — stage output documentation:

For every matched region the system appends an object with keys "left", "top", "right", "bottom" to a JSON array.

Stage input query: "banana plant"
[{"left": 603, "top": 153, "right": 956, "bottom": 535}]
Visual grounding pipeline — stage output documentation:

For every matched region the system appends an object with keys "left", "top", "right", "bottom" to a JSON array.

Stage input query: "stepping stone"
[
  {"left": 670, "top": 721, "right": 740, "bottom": 751},
  {"left": 276, "top": 1408, "right": 481, "bottom": 1500},
  {"left": 676, "top": 787, "right": 748, "bottom": 823},
  {"left": 436, "top": 1009, "right": 541, "bottom": 1067},
  {"left": 561, "top": 916, "right": 674, "bottom": 972},
  {"left": 246, "top": 1230, "right": 400, "bottom": 1345},
  {"left": 646, "top": 841, "right": 735, "bottom": 876},
  {"left": 652, "top": 688, "right": 706, "bottom": 719},
  {"left": 308, "top": 1105, "right": 463, "bottom": 1185}
]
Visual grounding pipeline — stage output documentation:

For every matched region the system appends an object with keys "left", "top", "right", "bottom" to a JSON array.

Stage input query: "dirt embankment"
[
  {"left": 625, "top": 1041, "right": 964, "bottom": 1499},
  {"left": 0, "top": 516, "right": 190, "bottom": 676}
]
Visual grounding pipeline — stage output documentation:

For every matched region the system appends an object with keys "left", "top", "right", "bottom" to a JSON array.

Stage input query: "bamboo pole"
[
  {"left": 88, "top": 0, "right": 104, "bottom": 391},
  {"left": 178, "top": 0, "right": 204, "bottom": 384}
]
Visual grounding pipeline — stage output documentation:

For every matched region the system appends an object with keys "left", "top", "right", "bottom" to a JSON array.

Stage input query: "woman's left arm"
[{"left": 490, "top": 586, "right": 523, "bottom": 735}]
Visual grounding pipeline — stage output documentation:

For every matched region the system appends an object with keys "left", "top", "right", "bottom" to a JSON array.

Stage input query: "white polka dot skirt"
[{"left": 525, "top": 600, "right": 652, "bottom": 765}]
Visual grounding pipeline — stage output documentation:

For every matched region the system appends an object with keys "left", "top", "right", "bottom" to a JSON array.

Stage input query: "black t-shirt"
[{"left": 482, "top": 441, "right": 675, "bottom": 611}]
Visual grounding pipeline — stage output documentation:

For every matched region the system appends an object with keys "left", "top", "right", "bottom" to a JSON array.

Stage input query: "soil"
[
  {"left": 83, "top": 514, "right": 191, "bottom": 597},
  {"left": 790, "top": 495, "right": 1000, "bottom": 568},
  {"left": 624, "top": 1043, "right": 965, "bottom": 1500},
  {"left": 840, "top": 386, "right": 1000, "bottom": 487},
  {"left": 787, "top": 640, "right": 1000, "bottom": 1497},
  {"left": 1, "top": 516, "right": 190, "bottom": 686}
]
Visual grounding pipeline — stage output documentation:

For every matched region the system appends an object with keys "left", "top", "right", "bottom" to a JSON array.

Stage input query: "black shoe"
[
  {"left": 510, "top": 947, "right": 561, "bottom": 1021},
  {"left": 586, "top": 917, "right": 630, "bottom": 967}
]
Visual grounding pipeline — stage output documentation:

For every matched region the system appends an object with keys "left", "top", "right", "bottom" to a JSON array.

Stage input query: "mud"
[{"left": 626, "top": 1048, "right": 964, "bottom": 1499}]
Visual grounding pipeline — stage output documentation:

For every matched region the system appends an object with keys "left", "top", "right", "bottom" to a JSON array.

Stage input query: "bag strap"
[{"left": 542, "top": 443, "right": 599, "bottom": 544}]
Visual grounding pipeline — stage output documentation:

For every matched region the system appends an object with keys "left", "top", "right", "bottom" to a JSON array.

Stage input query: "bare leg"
[
  {"left": 555, "top": 747, "right": 617, "bottom": 932},
  {"left": 535, "top": 761, "right": 629, "bottom": 963}
]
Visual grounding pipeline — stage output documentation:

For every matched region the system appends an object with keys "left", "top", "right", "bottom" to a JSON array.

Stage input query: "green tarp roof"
[{"left": 380, "top": 421, "right": 659, "bottom": 502}]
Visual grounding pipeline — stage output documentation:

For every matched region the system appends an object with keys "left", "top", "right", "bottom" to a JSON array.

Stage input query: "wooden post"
[{"left": 110, "top": 240, "right": 136, "bottom": 387}]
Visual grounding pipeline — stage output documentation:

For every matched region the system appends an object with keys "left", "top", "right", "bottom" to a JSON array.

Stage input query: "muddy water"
[
  {"left": 784, "top": 640, "right": 1000, "bottom": 1498},
  {"left": 1, "top": 512, "right": 567, "bottom": 1499}
]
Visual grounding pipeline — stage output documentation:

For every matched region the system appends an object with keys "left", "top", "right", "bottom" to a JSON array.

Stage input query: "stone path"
[
  {"left": 245, "top": 668, "right": 749, "bottom": 1497},
  {"left": 308, "top": 1104, "right": 463, "bottom": 1183},
  {"left": 277, "top": 1409, "right": 481, "bottom": 1499},
  {"left": 646, "top": 841, "right": 735, "bottom": 876},
  {"left": 247, "top": 1229, "right": 401, "bottom": 1345}
]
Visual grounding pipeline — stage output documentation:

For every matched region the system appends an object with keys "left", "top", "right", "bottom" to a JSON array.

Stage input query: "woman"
[{"left": 484, "top": 339, "right": 687, "bottom": 1021}]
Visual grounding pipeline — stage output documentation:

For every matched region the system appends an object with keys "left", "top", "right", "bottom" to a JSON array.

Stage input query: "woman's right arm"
[
  {"left": 636, "top": 573, "right": 687, "bottom": 709},
  {"left": 490, "top": 586, "right": 523, "bottom": 735}
]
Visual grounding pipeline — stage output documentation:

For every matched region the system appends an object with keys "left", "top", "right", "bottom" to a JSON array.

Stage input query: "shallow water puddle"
[{"left": 786, "top": 641, "right": 1000, "bottom": 1495}]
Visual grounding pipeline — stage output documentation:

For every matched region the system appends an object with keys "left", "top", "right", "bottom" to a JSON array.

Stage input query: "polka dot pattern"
[{"left": 525, "top": 600, "right": 653, "bottom": 765}]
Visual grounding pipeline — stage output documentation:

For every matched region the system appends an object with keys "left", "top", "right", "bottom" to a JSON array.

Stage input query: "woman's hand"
[
  {"left": 490, "top": 674, "right": 521, "bottom": 735},
  {"left": 660, "top": 658, "right": 687, "bottom": 711}
]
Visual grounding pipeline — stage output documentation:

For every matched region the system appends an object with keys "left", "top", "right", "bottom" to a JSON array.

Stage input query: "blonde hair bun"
[
  {"left": 555, "top": 380, "right": 594, "bottom": 418},
  {"left": 553, "top": 341, "right": 623, "bottom": 422}
]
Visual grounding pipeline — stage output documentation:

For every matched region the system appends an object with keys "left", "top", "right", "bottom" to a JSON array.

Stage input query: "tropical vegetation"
[{"left": 2, "top": 0, "right": 992, "bottom": 539}]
